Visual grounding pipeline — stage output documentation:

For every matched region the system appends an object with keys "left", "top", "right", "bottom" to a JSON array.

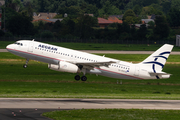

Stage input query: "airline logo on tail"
[{"left": 143, "top": 51, "right": 171, "bottom": 79}]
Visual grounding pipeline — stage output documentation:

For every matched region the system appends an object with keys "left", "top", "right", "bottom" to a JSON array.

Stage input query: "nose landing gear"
[{"left": 23, "top": 59, "right": 29, "bottom": 68}]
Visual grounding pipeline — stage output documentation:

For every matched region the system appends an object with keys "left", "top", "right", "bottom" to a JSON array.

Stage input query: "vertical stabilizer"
[{"left": 140, "top": 44, "right": 173, "bottom": 72}]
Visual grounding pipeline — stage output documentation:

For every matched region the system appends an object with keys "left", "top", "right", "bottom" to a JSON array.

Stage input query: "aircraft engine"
[{"left": 48, "top": 61, "right": 79, "bottom": 73}]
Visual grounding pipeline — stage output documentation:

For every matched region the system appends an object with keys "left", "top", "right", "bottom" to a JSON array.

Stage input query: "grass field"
[
  {"left": 1, "top": 52, "right": 180, "bottom": 120},
  {"left": 42, "top": 109, "right": 180, "bottom": 120},
  {"left": 1, "top": 41, "right": 180, "bottom": 51},
  {"left": 1, "top": 53, "right": 180, "bottom": 99}
]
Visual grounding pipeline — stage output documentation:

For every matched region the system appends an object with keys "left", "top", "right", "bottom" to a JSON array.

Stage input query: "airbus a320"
[{"left": 6, "top": 40, "right": 173, "bottom": 81}]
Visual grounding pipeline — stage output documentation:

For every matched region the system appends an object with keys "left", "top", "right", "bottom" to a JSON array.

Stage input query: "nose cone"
[{"left": 6, "top": 44, "right": 13, "bottom": 52}]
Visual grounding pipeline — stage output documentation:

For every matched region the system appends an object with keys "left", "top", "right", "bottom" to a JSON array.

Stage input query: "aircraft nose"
[
  {"left": 6, "top": 44, "right": 13, "bottom": 51},
  {"left": 6, "top": 44, "right": 10, "bottom": 49}
]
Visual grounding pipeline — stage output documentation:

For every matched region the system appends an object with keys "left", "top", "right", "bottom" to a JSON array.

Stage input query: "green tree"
[
  {"left": 53, "top": 20, "right": 62, "bottom": 32},
  {"left": 133, "top": 4, "right": 142, "bottom": 15},
  {"left": 137, "top": 24, "right": 147, "bottom": 40},
  {"left": 6, "top": 14, "right": 35, "bottom": 35},
  {"left": 57, "top": 6, "right": 82, "bottom": 17},
  {"left": 1, "top": 7, "right": 19, "bottom": 30},
  {"left": 60, "top": 17, "right": 75, "bottom": 35},
  {"left": 171, "top": 0, "right": 180, "bottom": 12},
  {"left": 21, "top": 1, "right": 33, "bottom": 21},
  {"left": 167, "top": 8, "right": 180, "bottom": 27},
  {"left": 81, "top": 3, "right": 99, "bottom": 17},
  {"left": 140, "top": 5, "right": 163, "bottom": 15},
  {"left": 130, "top": 24, "right": 137, "bottom": 39},
  {"left": 99, "top": 1, "right": 121, "bottom": 15},
  {"left": 117, "top": 22, "right": 130, "bottom": 36},
  {"left": 142, "top": 0, "right": 160, "bottom": 6},
  {"left": 147, "top": 21, "right": 155, "bottom": 29},
  {"left": 162, "top": 2, "right": 171, "bottom": 14},
  {"left": 31, "top": 0, "right": 50, "bottom": 12},
  {"left": 153, "top": 16, "right": 170, "bottom": 39},
  {"left": 123, "top": 9, "right": 139, "bottom": 24},
  {"left": 75, "top": 15, "right": 98, "bottom": 39}
]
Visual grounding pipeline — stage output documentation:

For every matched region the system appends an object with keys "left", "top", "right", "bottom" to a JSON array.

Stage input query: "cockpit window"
[{"left": 14, "top": 42, "right": 23, "bottom": 46}]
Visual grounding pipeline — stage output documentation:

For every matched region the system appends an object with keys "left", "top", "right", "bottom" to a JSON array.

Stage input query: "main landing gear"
[
  {"left": 74, "top": 75, "right": 87, "bottom": 81},
  {"left": 74, "top": 68, "right": 87, "bottom": 81},
  {"left": 23, "top": 59, "right": 29, "bottom": 68}
]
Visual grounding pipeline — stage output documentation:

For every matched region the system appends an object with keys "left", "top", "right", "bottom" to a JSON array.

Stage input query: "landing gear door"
[
  {"left": 28, "top": 42, "right": 34, "bottom": 52},
  {"left": 134, "top": 66, "right": 140, "bottom": 76}
]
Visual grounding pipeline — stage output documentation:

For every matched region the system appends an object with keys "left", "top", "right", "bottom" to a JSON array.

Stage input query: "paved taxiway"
[{"left": 1, "top": 98, "right": 180, "bottom": 120}]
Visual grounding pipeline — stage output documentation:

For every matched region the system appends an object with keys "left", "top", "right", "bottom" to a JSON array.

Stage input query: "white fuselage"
[{"left": 6, "top": 40, "right": 170, "bottom": 80}]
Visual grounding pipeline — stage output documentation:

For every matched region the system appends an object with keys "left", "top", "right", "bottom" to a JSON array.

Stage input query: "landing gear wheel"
[
  {"left": 23, "top": 64, "right": 28, "bottom": 68},
  {"left": 81, "top": 76, "right": 87, "bottom": 81},
  {"left": 74, "top": 75, "right": 80, "bottom": 81},
  {"left": 23, "top": 59, "right": 29, "bottom": 68}
]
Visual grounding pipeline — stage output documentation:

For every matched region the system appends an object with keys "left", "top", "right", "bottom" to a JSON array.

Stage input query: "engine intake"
[{"left": 48, "top": 61, "right": 79, "bottom": 73}]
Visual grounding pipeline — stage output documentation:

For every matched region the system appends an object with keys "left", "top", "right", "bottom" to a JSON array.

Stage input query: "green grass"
[
  {"left": 1, "top": 53, "right": 180, "bottom": 99},
  {"left": 2, "top": 41, "right": 180, "bottom": 51},
  {"left": 43, "top": 109, "right": 180, "bottom": 120}
]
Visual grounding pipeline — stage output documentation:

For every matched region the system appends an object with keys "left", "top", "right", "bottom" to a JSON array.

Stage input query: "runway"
[
  {"left": 1, "top": 98, "right": 180, "bottom": 120},
  {"left": 1, "top": 98, "right": 180, "bottom": 110}
]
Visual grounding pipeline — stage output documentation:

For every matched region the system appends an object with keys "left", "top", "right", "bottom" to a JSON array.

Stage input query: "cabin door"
[
  {"left": 134, "top": 66, "right": 140, "bottom": 76},
  {"left": 28, "top": 42, "right": 34, "bottom": 52}
]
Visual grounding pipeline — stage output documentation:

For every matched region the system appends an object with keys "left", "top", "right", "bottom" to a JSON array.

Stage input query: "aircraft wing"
[
  {"left": 75, "top": 61, "right": 116, "bottom": 69},
  {"left": 60, "top": 59, "right": 116, "bottom": 69}
]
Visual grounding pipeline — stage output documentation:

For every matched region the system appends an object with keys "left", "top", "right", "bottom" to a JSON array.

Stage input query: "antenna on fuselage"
[{"left": 32, "top": 39, "right": 35, "bottom": 41}]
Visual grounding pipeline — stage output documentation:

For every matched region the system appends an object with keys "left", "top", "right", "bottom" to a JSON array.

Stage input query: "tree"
[
  {"left": 171, "top": 0, "right": 180, "bottom": 12},
  {"left": 162, "top": 2, "right": 171, "bottom": 14},
  {"left": 75, "top": 15, "right": 98, "bottom": 39},
  {"left": 31, "top": 0, "right": 50, "bottom": 12},
  {"left": 147, "top": 21, "right": 155, "bottom": 29},
  {"left": 137, "top": 24, "right": 147, "bottom": 40},
  {"left": 123, "top": 9, "right": 139, "bottom": 24},
  {"left": 153, "top": 16, "right": 170, "bottom": 39},
  {"left": 12, "top": 0, "right": 24, "bottom": 12},
  {"left": 60, "top": 17, "right": 75, "bottom": 35},
  {"left": 21, "top": 1, "right": 33, "bottom": 21},
  {"left": 57, "top": 6, "right": 82, "bottom": 17},
  {"left": 167, "top": 8, "right": 180, "bottom": 27},
  {"left": 140, "top": 5, "right": 163, "bottom": 15},
  {"left": 81, "top": 3, "right": 99, "bottom": 17},
  {"left": 130, "top": 24, "right": 137, "bottom": 39},
  {"left": 116, "top": 22, "right": 130, "bottom": 36},
  {"left": 99, "top": 1, "right": 121, "bottom": 16},
  {"left": 6, "top": 14, "right": 35, "bottom": 35},
  {"left": 133, "top": 4, "right": 142, "bottom": 15},
  {"left": 142, "top": 0, "right": 160, "bottom": 6}
]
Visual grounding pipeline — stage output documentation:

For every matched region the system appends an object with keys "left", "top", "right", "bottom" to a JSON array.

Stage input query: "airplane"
[{"left": 6, "top": 39, "right": 173, "bottom": 81}]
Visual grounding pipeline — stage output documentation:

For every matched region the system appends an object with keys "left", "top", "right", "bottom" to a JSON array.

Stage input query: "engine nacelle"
[{"left": 48, "top": 61, "right": 79, "bottom": 73}]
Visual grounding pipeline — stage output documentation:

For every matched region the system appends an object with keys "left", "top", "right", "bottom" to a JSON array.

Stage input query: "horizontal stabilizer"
[{"left": 149, "top": 72, "right": 171, "bottom": 76}]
